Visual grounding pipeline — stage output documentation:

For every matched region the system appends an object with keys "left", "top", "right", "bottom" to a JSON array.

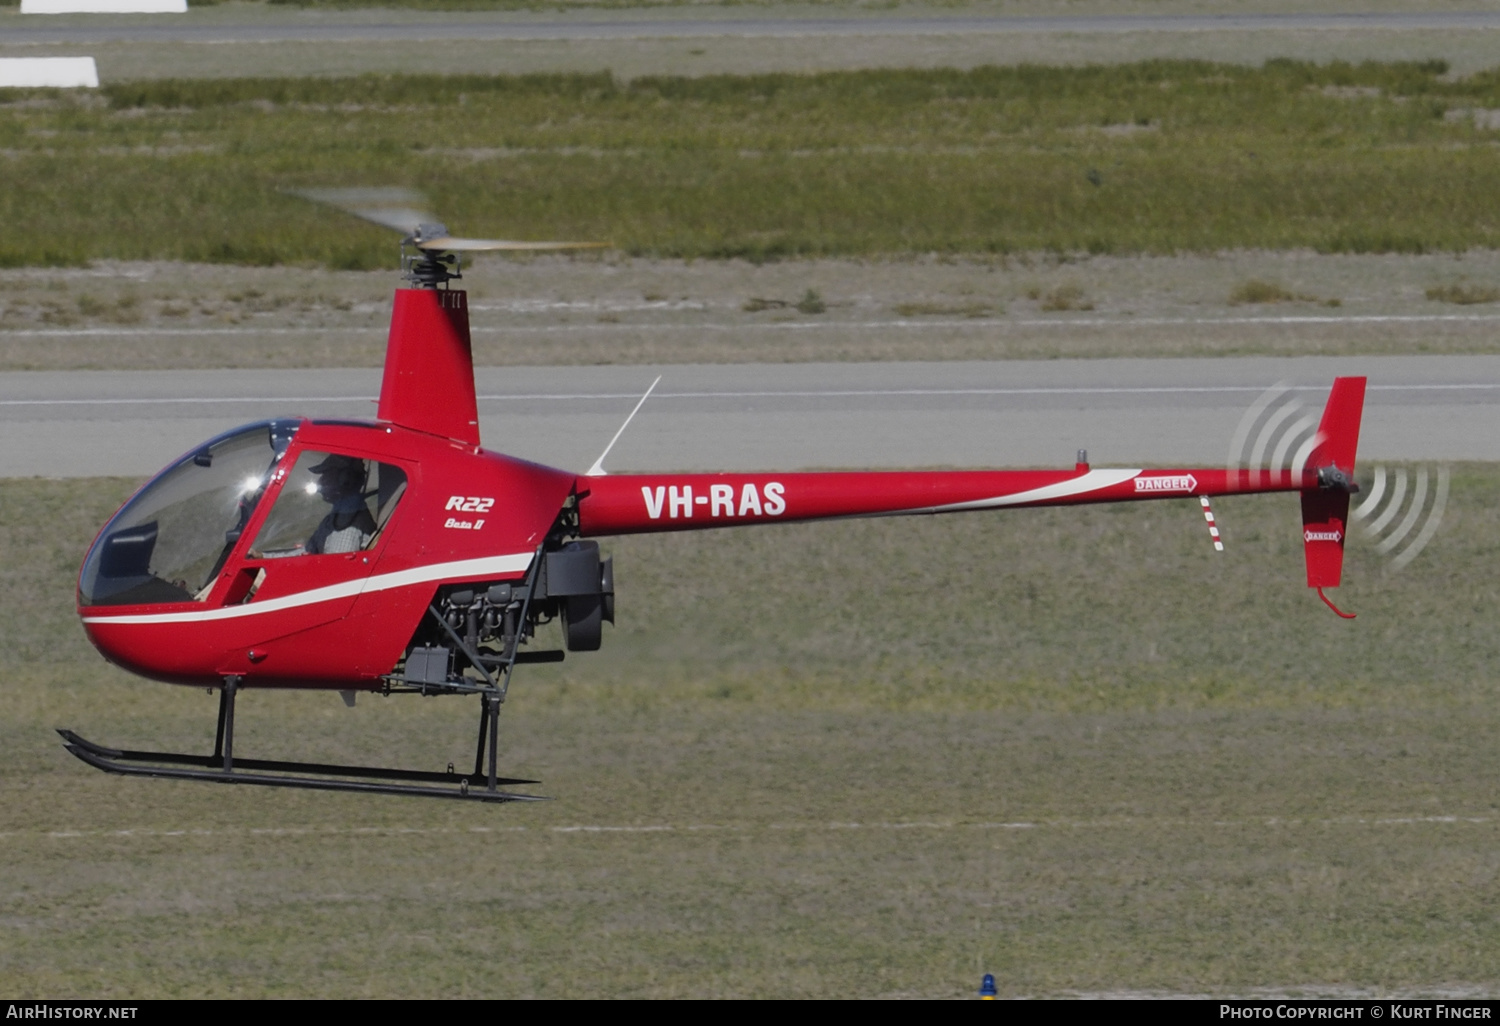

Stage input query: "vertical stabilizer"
[
  {"left": 1308, "top": 376, "right": 1366, "bottom": 477},
  {"left": 1302, "top": 377, "right": 1367, "bottom": 591},
  {"left": 377, "top": 288, "right": 481, "bottom": 447}
]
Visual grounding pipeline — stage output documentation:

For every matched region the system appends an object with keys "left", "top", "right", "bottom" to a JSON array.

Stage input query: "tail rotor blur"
[
  {"left": 1232, "top": 382, "right": 1448, "bottom": 576},
  {"left": 1227, "top": 382, "right": 1322, "bottom": 489},
  {"left": 1352, "top": 464, "right": 1451, "bottom": 572}
]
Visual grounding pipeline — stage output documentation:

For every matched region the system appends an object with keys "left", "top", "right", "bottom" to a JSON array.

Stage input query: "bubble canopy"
[{"left": 79, "top": 420, "right": 300, "bottom": 607}]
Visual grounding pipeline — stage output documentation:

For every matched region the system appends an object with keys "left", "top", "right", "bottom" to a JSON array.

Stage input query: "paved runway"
[
  {"left": 9, "top": 11, "right": 1500, "bottom": 45},
  {"left": 2, "top": 356, "right": 1493, "bottom": 479}
]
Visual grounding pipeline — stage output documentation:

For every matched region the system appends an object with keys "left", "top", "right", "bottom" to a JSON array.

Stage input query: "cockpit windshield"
[{"left": 78, "top": 420, "right": 299, "bottom": 607}]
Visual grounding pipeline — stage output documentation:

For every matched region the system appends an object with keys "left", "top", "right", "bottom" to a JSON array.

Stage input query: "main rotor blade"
[
  {"left": 416, "top": 237, "right": 609, "bottom": 252},
  {"left": 291, "top": 188, "right": 608, "bottom": 251},
  {"left": 291, "top": 188, "right": 436, "bottom": 235},
  {"left": 353, "top": 207, "right": 435, "bottom": 235}
]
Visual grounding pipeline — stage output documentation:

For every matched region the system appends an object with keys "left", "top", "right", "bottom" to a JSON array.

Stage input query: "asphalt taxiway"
[
  {"left": 10, "top": 11, "right": 1500, "bottom": 45},
  {"left": 2, "top": 356, "right": 1492, "bottom": 479}
]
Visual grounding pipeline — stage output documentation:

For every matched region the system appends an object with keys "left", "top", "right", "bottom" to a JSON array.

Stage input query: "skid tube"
[{"left": 59, "top": 676, "right": 548, "bottom": 804}]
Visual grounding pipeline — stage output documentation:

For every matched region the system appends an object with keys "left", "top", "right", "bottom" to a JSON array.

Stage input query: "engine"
[{"left": 399, "top": 541, "right": 613, "bottom": 689}]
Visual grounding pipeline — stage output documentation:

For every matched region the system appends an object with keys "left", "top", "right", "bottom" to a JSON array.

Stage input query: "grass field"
[
  {"left": 3, "top": 471, "right": 1499, "bottom": 997},
  {"left": 9, "top": 61, "right": 1500, "bottom": 266}
]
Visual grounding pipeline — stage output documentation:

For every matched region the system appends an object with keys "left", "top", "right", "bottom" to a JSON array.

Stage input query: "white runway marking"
[
  {"left": 3, "top": 382, "right": 1497, "bottom": 410},
  {"left": 20, "top": 0, "right": 185, "bottom": 11},
  {"left": 9, "top": 813, "right": 1490, "bottom": 842},
  {"left": 9, "top": 311, "right": 1500, "bottom": 339},
  {"left": 2, "top": 327, "right": 347, "bottom": 337},
  {"left": 463, "top": 313, "right": 1500, "bottom": 333},
  {"left": 14, "top": 11, "right": 1500, "bottom": 47}
]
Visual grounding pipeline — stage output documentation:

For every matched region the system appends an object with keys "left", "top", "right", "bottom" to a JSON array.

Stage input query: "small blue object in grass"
[{"left": 978, "top": 973, "right": 997, "bottom": 999}]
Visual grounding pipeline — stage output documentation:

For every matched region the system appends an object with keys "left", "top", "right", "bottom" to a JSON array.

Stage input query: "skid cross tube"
[
  {"left": 219, "top": 676, "right": 237, "bottom": 772},
  {"left": 212, "top": 686, "right": 225, "bottom": 764},
  {"left": 473, "top": 697, "right": 491, "bottom": 781},
  {"left": 486, "top": 695, "right": 500, "bottom": 792},
  {"left": 469, "top": 693, "right": 503, "bottom": 791}
]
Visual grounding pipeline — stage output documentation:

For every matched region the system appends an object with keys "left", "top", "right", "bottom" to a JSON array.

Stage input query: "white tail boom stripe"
[{"left": 926, "top": 469, "right": 1144, "bottom": 513}]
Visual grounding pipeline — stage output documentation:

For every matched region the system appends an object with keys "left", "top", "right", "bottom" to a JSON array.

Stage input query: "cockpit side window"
[{"left": 250, "top": 452, "right": 407, "bottom": 559}]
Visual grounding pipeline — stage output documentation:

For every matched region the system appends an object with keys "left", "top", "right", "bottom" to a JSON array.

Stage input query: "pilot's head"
[{"left": 308, "top": 454, "right": 365, "bottom": 502}]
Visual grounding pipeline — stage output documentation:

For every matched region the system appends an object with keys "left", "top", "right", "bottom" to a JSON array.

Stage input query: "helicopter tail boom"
[
  {"left": 574, "top": 377, "right": 1367, "bottom": 605},
  {"left": 574, "top": 465, "right": 1314, "bottom": 537}
]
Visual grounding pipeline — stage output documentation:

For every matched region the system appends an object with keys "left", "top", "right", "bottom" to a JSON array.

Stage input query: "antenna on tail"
[{"left": 585, "top": 376, "right": 662, "bottom": 477}]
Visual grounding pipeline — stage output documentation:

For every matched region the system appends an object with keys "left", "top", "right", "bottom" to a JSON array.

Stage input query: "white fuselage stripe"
[
  {"left": 81, "top": 551, "right": 535, "bottom": 626},
  {"left": 939, "top": 468, "right": 1144, "bottom": 510},
  {"left": 899, "top": 468, "right": 1145, "bottom": 515}
]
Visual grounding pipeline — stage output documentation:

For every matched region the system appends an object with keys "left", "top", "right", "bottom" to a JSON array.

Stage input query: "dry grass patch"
[
  {"left": 796, "top": 289, "right": 826, "bottom": 315},
  {"left": 12, "top": 253, "right": 1500, "bottom": 371},
  {"left": 1227, "top": 278, "right": 1341, "bottom": 306},
  {"left": 1426, "top": 282, "right": 1500, "bottom": 305},
  {"left": 742, "top": 296, "right": 789, "bottom": 312},
  {"left": 742, "top": 290, "right": 827, "bottom": 314},
  {"left": 892, "top": 301, "right": 997, "bottom": 318},
  {"left": 1032, "top": 283, "right": 1093, "bottom": 311}
]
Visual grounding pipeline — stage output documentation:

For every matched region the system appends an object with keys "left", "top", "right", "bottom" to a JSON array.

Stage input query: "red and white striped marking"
[{"left": 1200, "top": 495, "right": 1223, "bottom": 552}]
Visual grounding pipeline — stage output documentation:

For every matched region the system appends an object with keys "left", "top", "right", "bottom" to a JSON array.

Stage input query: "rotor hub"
[{"left": 401, "top": 228, "right": 461, "bottom": 288}]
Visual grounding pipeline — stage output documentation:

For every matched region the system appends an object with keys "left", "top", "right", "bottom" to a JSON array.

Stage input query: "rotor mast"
[{"left": 400, "top": 224, "right": 464, "bottom": 288}]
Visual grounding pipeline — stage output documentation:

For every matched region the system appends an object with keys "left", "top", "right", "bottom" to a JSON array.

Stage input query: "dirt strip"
[{"left": 5, "top": 251, "right": 1500, "bottom": 370}]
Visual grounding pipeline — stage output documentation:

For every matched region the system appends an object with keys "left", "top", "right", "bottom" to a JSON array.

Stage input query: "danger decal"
[
  {"left": 642, "top": 482, "right": 786, "bottom": 520},
  {"left": 1134, "top": 474, "right": 1198, "bottom": 493}
]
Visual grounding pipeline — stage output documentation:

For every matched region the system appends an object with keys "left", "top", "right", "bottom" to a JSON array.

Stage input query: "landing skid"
[{"left": 59, "top": 677, "right": 547, "bottom": 804}]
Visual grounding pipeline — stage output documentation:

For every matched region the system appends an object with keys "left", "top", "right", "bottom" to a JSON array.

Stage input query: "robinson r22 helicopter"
[{"left": 62, "top": 194, "right": 1367, "bottom": 803}]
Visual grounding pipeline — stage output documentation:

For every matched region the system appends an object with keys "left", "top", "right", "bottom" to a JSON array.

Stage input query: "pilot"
[{"left": 305, "top": 454, "right": 377, "bottom": 555}]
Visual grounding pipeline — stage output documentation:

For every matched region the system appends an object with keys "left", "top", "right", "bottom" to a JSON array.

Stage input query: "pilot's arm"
[{"left": 307, "top": 498, "right": 377, "bottom": 555}]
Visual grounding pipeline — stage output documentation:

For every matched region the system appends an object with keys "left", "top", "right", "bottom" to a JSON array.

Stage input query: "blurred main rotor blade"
[
  {"left": 292, "top": 187, "right": 608, "bottom": 251},
  {"left": 416, "top": 237, "right": 609, "bottom": 252},
  {"left": 292, "top": 187, "right": 435, "bottom": 235}
]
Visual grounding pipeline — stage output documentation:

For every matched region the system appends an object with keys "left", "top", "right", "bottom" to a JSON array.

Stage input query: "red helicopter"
[{"left": 62, "top": 203, "right": 1368, "bottom": 804}]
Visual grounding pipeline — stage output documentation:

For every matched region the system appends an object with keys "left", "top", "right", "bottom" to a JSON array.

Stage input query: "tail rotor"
[
  {"left": 1231, "top": 378, "right": 1449, "bottom": 604},
  {"left": 1352, "top": 464, "right": 1451, "bottom": 572},
  {"left": 1229, "top": 379, "right": 1367, "bottom": 615},
  {"left": 1227, "top": 382, "right": 1323, "bottom": 489}
]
